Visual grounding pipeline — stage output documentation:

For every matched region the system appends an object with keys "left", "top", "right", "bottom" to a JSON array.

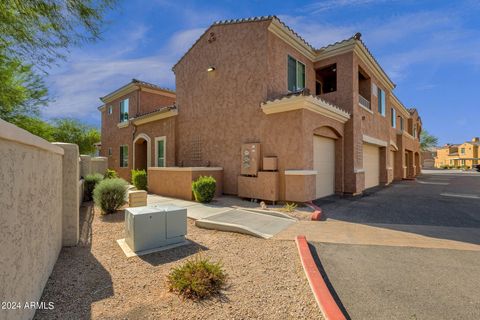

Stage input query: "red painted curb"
[
  {"left": 305, "top": 201, "right": 322, "bottom": 221},
  {"left": 295, "top": 235, "right": 346, "bottom": 320}
]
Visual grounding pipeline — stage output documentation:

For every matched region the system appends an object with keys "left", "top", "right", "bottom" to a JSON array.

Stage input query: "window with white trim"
[
  {"left": 119, "top": 99, "right": 129, "bottom": 123},
  {"left": 391, "top": 107, "right": 396, "bottom": 128},
  {"left": 120, "top": 145, "right": 128, "bottom": 167},
  {"left": 377, "top": 88, "right": 385, "bottom": 116},
  {"left": 287, "top": 55, "right": 305, "bottom": 92},
  {"left": 108, "top": 105, "right": 112, "bottom": 115}
]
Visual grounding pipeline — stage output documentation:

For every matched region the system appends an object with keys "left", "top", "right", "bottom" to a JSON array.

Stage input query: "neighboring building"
[
  {"left": 99, "top": 16, "right": 423, "bottom": 201},
  {"left": 98, "top": 79, "right": 176, "bottom": 180},
  {"left": 421, "top": 147, "right": 437, "bottom": 169},
  {"left": 434, "top": 137, "right": 480, "bottom": 168}
]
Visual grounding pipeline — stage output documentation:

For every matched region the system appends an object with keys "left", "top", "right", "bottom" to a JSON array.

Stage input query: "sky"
[{"left": 43, "top": 0, "right": 480, "bottom": 145}]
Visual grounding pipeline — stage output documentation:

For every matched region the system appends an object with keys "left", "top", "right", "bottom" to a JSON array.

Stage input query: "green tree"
[
  {"left": 11, "top": 115, "right": 55, "bottom": 141},
  {"left": 52, "top": 118, "right": 100, "bottom": 154},
  {"left": 0, "top": 0, "right": 115, "bottom": 122},
  {"left": 420, "top": 130, "right": 438, "bottom": 151}
]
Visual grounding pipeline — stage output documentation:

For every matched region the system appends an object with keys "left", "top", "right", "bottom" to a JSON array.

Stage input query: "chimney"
[{"left": 472, "top": 137, "right": 480, "bottom": 142}]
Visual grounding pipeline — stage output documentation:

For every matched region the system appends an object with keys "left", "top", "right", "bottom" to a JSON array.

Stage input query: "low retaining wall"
[
  {"left": 0, "top": 119, "right": 79, "bottom": 320},
  {"left": 148, "top": 167, "right": 223, "bottom": 200},
  {"left": 79, "top": 155, "right": 108, "bottom": 178}
]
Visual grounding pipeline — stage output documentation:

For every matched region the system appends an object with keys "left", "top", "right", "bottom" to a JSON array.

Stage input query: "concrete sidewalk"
[{"left": 147, "top": 194, "right": 296, "bottom": 238}]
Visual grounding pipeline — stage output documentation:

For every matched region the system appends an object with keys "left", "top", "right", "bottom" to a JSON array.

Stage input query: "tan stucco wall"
[
  {"left": 80, "top": 155, "right": 108, "bottom": 177},
  {"left": 0, "top": 120, "right": 64, "bottom": 320},
  {"left": 148, "top": 167, "right": 223, "bottom": 200}
]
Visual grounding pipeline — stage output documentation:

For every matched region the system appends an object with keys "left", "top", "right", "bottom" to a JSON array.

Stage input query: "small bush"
[
  {"left": 131, "top": 169, "right": 148, "bottom": 190},
  {"left": 93, "top": 178, "right": 128, "bottom": 214},
  {"left": 104, "top": 169, "right": 118, "bottom": 179},
  {"left": 282, "top": 202, "right": 298, "bottom": 213},
  {"left": 167, "top": 256, "right": 227, "bottom": 300},
  {"left": 84, "top": 173, "right": 104, "bottom": 201},
  {"left": 192, "top": 176, "right": 216, "bottom": 203}
]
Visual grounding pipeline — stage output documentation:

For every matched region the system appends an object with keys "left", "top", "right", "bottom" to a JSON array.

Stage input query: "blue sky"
[{"left": 44, "top": 0, "right": 480, "bottom": 145}]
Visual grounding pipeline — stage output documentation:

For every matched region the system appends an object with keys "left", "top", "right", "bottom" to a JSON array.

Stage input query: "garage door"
[
  {"left": 313, "top": 135, "right": 335, "bottom": 199},
  {"left": 363, "top": 144, "right": 380, "bottom": 189}
]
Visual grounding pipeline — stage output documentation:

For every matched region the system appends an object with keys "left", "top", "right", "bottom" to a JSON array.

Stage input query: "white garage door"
[
  {"left": 313, "top": 136, "right": 335, "bottom": 199},
  {"left": 363, "top": 144, "right": 380, "bottom": 189}
]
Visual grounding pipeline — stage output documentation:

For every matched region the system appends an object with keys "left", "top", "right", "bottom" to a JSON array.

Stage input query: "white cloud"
[
  {"left": 44, "top": 25, "right": 206, "bottom": 123},
  {"left": 303, "top": 0, "right": 387, "bottom": 13}
]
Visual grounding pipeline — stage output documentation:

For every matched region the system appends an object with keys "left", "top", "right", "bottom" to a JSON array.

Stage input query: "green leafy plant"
[
  {"left": 84, "top": 173, "right": 103, "bottom": 201},
  {"left": 93, "top": 178, "right": 128, "bottom": 214},
  {"left": 131, "top": 169, "right": 147, "bottom": 191},
  {"left": 281, "top": 202, "right": 298, "bottom": 213},
  {"left": 192, "top": 176, "right": 216, "bottom": 203},
  {"left": 167, "top": 256, "right": 227, "bottom": 300},
  {"left": 104, "top": 168, "right": 118, "bottom": 179}
]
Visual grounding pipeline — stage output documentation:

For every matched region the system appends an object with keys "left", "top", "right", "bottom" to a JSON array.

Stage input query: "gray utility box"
[{"left": 125, "top": 204, "right": 187, "bottom": 253}]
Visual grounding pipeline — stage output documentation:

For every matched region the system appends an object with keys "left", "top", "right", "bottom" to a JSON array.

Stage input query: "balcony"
[{"left": 359, "top": 94, "right": 370, "bottom": 110}]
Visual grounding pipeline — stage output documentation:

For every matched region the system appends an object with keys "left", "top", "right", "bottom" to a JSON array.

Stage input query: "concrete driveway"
[{"left": 285, "top": 171, "right": 480, "bottom": 319}]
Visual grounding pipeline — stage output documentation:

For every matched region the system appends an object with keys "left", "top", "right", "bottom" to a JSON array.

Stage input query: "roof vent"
[{"left": 354, "top": 32, "right": 362, "bottom": 40}]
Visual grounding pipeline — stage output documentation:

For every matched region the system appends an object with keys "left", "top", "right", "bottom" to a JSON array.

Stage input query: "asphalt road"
[{"left": 310, "top": 171, "right": 480, "bottom": 319}]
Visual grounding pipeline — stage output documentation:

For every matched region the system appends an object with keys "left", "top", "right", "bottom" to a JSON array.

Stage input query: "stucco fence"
[
  {"left": 0, "top": 119, "right": 83, "bottom": 320},
  {"left": 78, "top": 155, "right": 108, "bottom": 204}
]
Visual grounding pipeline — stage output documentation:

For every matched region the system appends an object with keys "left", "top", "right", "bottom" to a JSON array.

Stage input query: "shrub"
[
  {"left": 104, "top": 169, "right": 118, "bottom": 179},
  {"left": 84, "top": 173, "right": 104, "bottom": 201},
  {"left": 131, "top": 169, "right": 147, "bottom": 190},
  {"left": 192, "top": 176, "right": 216, "bottom": 203},
  {"left": 93, "top": 178, "right": 128, "bottom": 214},
  {"left": 167, "top": 256, "right": 227, "bottom": 300},
  {"left": 282, "top": 202, "right": 298, "bottom": 213}
]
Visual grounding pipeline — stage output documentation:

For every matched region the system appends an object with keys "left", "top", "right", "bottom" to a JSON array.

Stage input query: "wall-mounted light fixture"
[{"left": 207, "top": 66, "right": 215, "bottom": 72}]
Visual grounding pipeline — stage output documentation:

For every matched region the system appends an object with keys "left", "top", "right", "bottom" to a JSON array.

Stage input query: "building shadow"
[
  {"left": 313, "top": 178, "right": 480, "bottom": 246},
  {"left": 34, "top": 203, "right": 113, "bottom": 320},
  {"left": 139, "top": 241, "right": 208, "bottom": 266},
  {"left": 308, "top": 243, "right": 351, "bottom": 320}
]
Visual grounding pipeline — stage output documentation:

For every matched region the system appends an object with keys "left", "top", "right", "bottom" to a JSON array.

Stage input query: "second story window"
[
  {"left": 413, "top": 124, "right": 417, "bottom": 138},
  {"left": 288, "top": 55, "right": 305, "bottom": 92},
  {"left": 461, "top": 147, "right": 466, "bottom": 154},
  {"left": 377, "top": 88, "right": 386, "bottom": 116},
  {"left": 391, "top": 108, "right": 396, "bottom": 128},
  {"left": 108, "top": 105, "right": 112, "bottom": 115},
  {"left": 119, "top": 99, "right": 129, "bottom": 123},
  {"left": 400, "top": 117, "right": 404, "bottom": 131}
]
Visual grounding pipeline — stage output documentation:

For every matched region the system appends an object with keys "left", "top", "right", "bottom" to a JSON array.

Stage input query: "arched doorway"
[{"left": 133, "top": 133, "right": 151, "bottom": 171}]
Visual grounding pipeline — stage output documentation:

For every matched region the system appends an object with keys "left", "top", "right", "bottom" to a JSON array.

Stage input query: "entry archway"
[{"left": 133, "top": 133, "right": 151, "bottom": 170}]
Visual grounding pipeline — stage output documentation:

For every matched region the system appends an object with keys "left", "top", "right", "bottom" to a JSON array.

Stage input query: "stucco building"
[
  {"left": 99, "top": 16, "right": 422, "bottom": 201},
  {"left": 434, "top": 137, "right": 480, "bottom": 168}
]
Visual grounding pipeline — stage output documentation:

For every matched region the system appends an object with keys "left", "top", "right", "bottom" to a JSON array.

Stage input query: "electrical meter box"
[
  {"left": 125, "top": 204, "right": 187, "bottom": 253},
  {"left": 241, "top": 143, "right": 261, "bottom": 176}
]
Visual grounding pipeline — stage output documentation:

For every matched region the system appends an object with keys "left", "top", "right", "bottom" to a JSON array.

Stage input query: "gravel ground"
[{"left": 35, "top": 202, "right": 320, "bottom": 320}]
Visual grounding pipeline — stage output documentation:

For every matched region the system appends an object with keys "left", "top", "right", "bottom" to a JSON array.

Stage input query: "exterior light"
[{"left": 207, "top": 66, "right": 215, "bottom": 72}]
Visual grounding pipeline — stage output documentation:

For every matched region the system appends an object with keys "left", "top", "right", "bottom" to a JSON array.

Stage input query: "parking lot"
[{"left": 311, "top": 171, "right": 480, "bottom": 319}]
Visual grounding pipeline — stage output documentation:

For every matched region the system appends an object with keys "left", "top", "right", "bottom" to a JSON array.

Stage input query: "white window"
[
  {"left": 119, "top": 99, "right": 129, "bottom": 123},
  {"left": 287, "top": 55, "right": 306, "bottom": 92},
  {"left": 377, "top": 88, "right": 385, "bottom": 116},
  {"left": 155, "top": 136, "right": 166, "bottom": 167},
  {"left": 108, "top": 105, "right": 112, "bottom": 115},
  {"left": 120, "top": 145, "right": 128, "bottom": 167},
  {"left": 372, "top": 83, "right": 378, "bottom": 97},
  {"left": 391, "top": 107, "right": 396, "bottom": 128}
]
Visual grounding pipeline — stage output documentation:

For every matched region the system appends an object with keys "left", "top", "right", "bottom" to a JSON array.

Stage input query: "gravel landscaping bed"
[{"left": 35, "top": 202, "right": 320, "bottom": 320}]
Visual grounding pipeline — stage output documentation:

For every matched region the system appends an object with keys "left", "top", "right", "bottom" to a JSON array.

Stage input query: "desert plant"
[
  {"left": 167, "top": 256, "right": 227, "bottom": 300},
  {"left": 84, "top": 173, "right": 104, "bottom": 201},
  {"left": 131, "top": 169, "right": 148, "bottom": 190},
  {"left": 104, "top": 169, "right": 118, "bottom": 179},
  {"left": 192, "top": 176, "right": 216, "bottom": 203},
  {"left": 93, "top": 178, "right": 128, "bottom": 214},
  {"left": 282, "top": 202, "right": 298, "bottom": 213}
]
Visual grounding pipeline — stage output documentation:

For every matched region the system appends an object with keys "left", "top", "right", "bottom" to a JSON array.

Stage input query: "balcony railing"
[{"left": 359, "top": 94, "right": 370, "bottom": 110}]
